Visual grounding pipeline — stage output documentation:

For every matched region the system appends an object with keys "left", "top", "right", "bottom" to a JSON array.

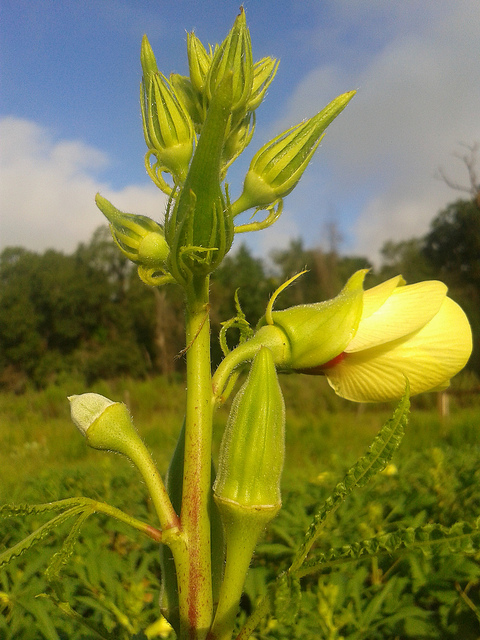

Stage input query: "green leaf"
[
  {"left": 273, "top": 572, "right": 301, "bottom": 626},
  {"left": 45, "top": 510, "right": 92, "bottom": 583},
  {"left": 0, "top": 498, "right": 89, "bottom": 518},
  {"left": 40, "top": 592, "right": 116, "bottom": 639},
  {"left": 296, "top": 517, "right": 480, "bottom": 578},
  {"left": 0, "top": 506, "right": 84, "bottom": 569}
]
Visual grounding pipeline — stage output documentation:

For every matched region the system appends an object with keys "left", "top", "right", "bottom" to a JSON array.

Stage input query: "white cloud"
[
  {"left": 0, "top": 117, "right": 168, "bottom": 254},
  {"left": 274, "top": 1, "right": 480, "bottom": 262}
]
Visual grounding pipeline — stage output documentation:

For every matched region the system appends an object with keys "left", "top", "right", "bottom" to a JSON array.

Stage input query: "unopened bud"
[
  {"left": 222, "top": 112, "right": 255, "bottom": 171},
  {"left": 247, "top": 57, "right": 279, "bottom": 112},
  {"left": 206, "top": 8, "right": 253, "bottom": 114},
  {"left": 95, "top": 194, "right": 169, "bottom": 267},
  {"left": 68, "top": 393, "right": 140, "bottom": 456},
  {"left": 187, "top": 32, "right": 212, "bottom": 95},
  {"left": 231, "top": 91, "right": 356, "bottom": 216},
  {"left": 141, "top": 70, "right": 195, "bottom": 186},
  {"left": 170, "top": 73, "right": 205, "bottom": 129}
]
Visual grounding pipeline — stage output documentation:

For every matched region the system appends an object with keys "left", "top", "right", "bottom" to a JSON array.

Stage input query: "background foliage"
[
  {"left": 1, "top": 374, "right": 480, "bottom": 638},
  {"left": 1, "top": 188, "right": 479, "bottom": 637},
  {"left": 1, "top": 196, "right": 479, "bottom": 392}
]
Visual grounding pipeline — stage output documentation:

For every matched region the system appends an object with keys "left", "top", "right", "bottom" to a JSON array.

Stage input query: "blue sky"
[{"left": 1, "top": 1, "right": 480, "bottom": 263}]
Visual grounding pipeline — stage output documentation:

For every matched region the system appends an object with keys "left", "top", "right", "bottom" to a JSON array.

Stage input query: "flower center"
[{"left": 294, "top": 351, "right": 346, "bottom": 375}]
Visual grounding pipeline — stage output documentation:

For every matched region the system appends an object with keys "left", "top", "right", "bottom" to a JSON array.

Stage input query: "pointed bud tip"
[
  {"left": 236, "top": 5, "right": 246, "bottom": 23},
  {"left": 68, "top": 393, "right": 116, "bottom": 436},
  {"left": 140, "top": 35, "right": 159, "bottom": 78}
]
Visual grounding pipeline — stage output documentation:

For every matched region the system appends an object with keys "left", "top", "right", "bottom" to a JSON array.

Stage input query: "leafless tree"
[{"left": 437, "top": 143, "right": 480, "bottom": 208}]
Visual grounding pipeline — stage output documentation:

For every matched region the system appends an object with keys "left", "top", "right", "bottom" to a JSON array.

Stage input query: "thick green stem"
[
  {"left": 208, "top": 499, "right": 278, "bottom": 640},
  {"left": 176, "top": 275, "right": 214, "bottom": 639}
]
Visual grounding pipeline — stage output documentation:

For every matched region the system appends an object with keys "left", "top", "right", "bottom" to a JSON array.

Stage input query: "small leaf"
[
  {"left": 296, "top": 517, "right": 480, "bottom": 578},
  {"left": 0, "top": 507, "right": 84, "bottom": 569},
  {"left": 40, "top": 592, "right": 115, "bottom": 639},
  {"left": 273, "top": 572, "right": 301, "bottom": 625},
  {"left": 0, "top": 497, "right": 91, "bottom": 518},
  {"left": 45, "top": 509, "right": 92, "bottom": 583}
]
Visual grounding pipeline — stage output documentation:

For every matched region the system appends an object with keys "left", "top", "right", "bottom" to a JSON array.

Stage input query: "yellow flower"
[
  {"left": 218, "top": 272, "right": 472, "bottom": 406},
  {"left": 316, "top": 276, "right": 472, "bottom": 402}
]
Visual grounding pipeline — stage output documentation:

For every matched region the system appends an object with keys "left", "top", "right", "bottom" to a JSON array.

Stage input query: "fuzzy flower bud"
[
  {"left": 206, "top": 8, "right": 253, "bottom": 114},
  {"left": 68, "top": 393, "right": 178, "bottom": 531},
  {"left": 231, "top": 91, "right": 355, "bottom": 216},
  {"left": 140, "top": 37, "right": 195, "bottom": 187},
  {"left": 222, "top": 112, "right": 255, "bottom": 170},
  {"left": 95, "top": 194, "right": 169, "bottom": 267},
  {"left": 187, "top": 32, "right": 212, "bottom": 95},
  {"left": 68, "top": 393, "right": 140, "bottom": 455},
  {"left": 170, "top": 73, "right": 205, "bottom": 130},
  {"left": 247, "top": 56, "right": 279, "bottom": 112}
]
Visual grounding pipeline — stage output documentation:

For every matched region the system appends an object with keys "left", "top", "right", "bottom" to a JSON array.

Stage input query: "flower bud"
[
  {"left": 140, "top": 41, "right": 195, "bottom": 188},
  {"left": 140, "top": 34, "right": 159, "bottom": 82},
  {"left": 256, "top": 270, "right": 367, "bottom": 371},
  {"left": 95, "top": 194, "right": 169, "bottom": 267},
  {"left": 68, "top": 393, "right": 140, "bottom": 455},
  {"left": 222, "top": 112, "right": 255, "bottom": 171},
  {"left": 206, "top": 8, "right": 253, "bottom": 114},
  {"left": 69, "top": 393, "right": 178, "bottom": 532},
  {"left": 231, "top": 91, "right": 356, "bottom": 216},
  {"left": 169, "top": 73, "right": 205, "bottom": 130},
  {"left": 187, "top": 32, "right": 212, "bottom": 95},
  {"left": 247, "top": 57, "right": 279, "bottom": 112},
  {"left": 214, "top": 347, "right": 285, "bottom": 509}
]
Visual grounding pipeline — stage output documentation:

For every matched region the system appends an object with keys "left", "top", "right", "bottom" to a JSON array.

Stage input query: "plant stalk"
[{"left": 176, "top": 275, "right": 214, "bottom": 639}]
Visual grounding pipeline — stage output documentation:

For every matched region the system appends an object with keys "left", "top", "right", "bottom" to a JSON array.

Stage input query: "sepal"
[{"left": 256, "top": 269, "right": 367, "bottom": 371}]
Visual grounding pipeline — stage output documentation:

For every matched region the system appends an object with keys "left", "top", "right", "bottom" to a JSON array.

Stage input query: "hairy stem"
[{"left": 176, "top": 275, "right": 214, "bottom": 639}]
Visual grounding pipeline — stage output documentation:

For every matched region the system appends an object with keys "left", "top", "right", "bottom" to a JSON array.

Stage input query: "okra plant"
[{"left": 1, "top": 9, "right": 475, "bottom": 640}]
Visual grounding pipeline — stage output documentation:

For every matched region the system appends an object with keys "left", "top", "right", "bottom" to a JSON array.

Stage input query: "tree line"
[{"left": 0, "top": 197, "right": 479, "bottom": 392}]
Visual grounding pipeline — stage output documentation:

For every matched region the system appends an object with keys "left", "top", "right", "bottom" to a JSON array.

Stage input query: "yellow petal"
[
  {"left": 347, "top": 281, "right": 447, "bottom": 352},
  {"left": 360, "top": 275, "right": 405, "bottom": 320},
  {"left": 326, "top": 297, "right": 472, "bottom": 402}
]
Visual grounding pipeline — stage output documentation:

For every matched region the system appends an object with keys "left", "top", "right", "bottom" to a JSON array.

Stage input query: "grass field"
[{"left": 1, "top": 374, "right": 480, "bottom": 639}]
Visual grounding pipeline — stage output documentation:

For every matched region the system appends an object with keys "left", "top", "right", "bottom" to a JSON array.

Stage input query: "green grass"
[{"left": 1, "top": 374, "right": 480, "bottom": 638}]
